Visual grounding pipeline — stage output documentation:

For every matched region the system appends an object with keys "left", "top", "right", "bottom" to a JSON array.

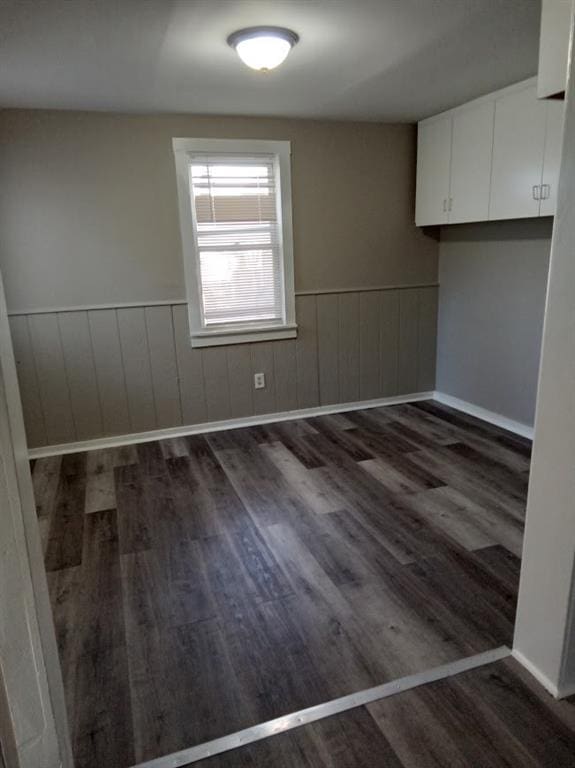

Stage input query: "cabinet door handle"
[
  {"left": 532, "top": 185, "right": 541, "bottom": 200},
  {"left": 442, "top": 198, "right": 447, "bottom": 213},
  {"left": 448, "top": 197, "right": 453, "bottom": 211},
  {"left": 541, "top": 184, "right": 551, "bottom": 200}
]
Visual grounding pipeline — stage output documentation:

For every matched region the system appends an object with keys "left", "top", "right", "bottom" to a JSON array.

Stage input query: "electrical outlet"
[{"left": 254, "top": 372, "right": 265, "bottom": 390}]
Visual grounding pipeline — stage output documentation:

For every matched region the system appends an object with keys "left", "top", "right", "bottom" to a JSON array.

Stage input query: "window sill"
[{"left": 190, "top": 324, "right": 298, "bottom": 348}]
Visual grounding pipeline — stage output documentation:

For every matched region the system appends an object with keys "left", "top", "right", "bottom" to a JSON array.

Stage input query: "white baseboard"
[
  {"left": 511, "top": 649, "right": 561, "bottom": 698},
  {"left": 511, "top": 649, "right": 575, "bottom": 699},
  {"left": 28, "top": 391, "right": 434, "bottom": 458},
  {"left": 433, "top": 392, "right": 534, "bottom": 440}
]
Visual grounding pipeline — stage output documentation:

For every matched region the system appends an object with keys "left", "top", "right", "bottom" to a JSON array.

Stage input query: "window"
[{"left": 173, "top": 138, "right": 296, "bottom": 347}]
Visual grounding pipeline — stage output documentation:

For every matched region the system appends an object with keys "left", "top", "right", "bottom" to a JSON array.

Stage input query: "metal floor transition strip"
[{"left": 131, "top": 645, "right": 511, "bottom": 768}]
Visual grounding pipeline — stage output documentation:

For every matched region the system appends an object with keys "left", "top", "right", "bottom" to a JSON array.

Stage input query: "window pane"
[{"left": 190, "top": 155, "right": 285, "bottom": 328}]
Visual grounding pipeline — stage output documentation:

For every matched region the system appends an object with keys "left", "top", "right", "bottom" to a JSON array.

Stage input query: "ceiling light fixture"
[{"left": 227, "top": 26, "right": 299, "bottom": 72}]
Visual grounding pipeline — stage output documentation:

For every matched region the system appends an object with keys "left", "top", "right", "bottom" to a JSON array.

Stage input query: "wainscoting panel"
[
  {"left": 10, "top": 287, "right": 438, "bottom": 448},
  {"left": 58, "top": 310, "right": 103, "bottom": 440},
  {"left": 88, "top": 309, "right": 131, "bottom": 436}
]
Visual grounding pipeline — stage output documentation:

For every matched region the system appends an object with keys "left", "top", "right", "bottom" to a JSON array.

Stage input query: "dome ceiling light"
[{"left": 227, "top": 26, "right": 299, "bottom": 72}]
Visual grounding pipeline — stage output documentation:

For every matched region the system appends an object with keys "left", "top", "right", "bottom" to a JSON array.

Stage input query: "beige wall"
[
  {"left": 12, "top": 288, "right": 437, "bottom": 449},
  {"left": 0, "top": 109, "right": 437, "bottom": 311},
  {"left": 0, "top": 109, "right": 438, "bottom": 448}
]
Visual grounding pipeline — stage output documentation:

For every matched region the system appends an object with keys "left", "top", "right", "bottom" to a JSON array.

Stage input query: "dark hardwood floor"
[
  {"left": 193, "top": 658, "right": 575, "bottom": 768},
  {"left": 34, "top": 400, "right": 531, "bottom": 768}
]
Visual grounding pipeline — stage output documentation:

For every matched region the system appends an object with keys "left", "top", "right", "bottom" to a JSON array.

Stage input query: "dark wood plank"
[
  {"left": 250, "top": 420, "right": 323, "bottom": 467},
  {"left": 114, "top": 464, "right": 152, "bottom": 554},
  {"left": 44, "top": 475, "right": 85, "bottom": 571},
  {"left": 136, "top": 440, "right": 167, "bottom": 477},
  {"left": 412, "top": 400, "right": 532, "bottom": 457},
  {"left": 306, "top": 416, "right": 374, "bottom": 462},
  {"left": 72, "top": 509, "right": 134, "bottom": 768},
  {"left": 61, "top": 451, "right": 87, "bottom": 478},
  {"left": 193, "top": 702, "right": 407, "bottom": 768},
  {"left": 174, "top": 619, "right": 255, "bottom": 744},
  {"left": 220, "top": 596, "right": 332, "bottom": 722},
  {"left": 262, "top": 523, "right": 397, "bottom": 690},
  {"left": 208, "top": 441, "right": 306, "bottom": 527},
  {"left": 40, "top": 399, "right": 535, "bottom": 768},
  {"left": 407, "top": 447, "right": 526, "bottom": 523},
  {"left": 369, "top": 672, "right": 540, "bottom": 768},
  {"left": 47, "top": 566, "right": 82, "bottom": 717},
  {"left": 32, "top": 455, "right": 62, "bottom": 518}
]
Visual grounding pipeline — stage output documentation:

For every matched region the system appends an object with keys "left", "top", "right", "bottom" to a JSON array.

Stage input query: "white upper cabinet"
[
  {"left": 415, "top": 116, "right": 451, "bottom": 226},
  {"left": 540, "top": 100, "right": 565, "bottom": 216},
  {"left": 489, "top": 85, "right": 547, "bottom": 221},
  {"left": 538, "top": 0, "right": 572, "bottom": 99},
  {"left": 449, "top": 100, "right": 494, "bottom": 224},
  {"left": 415, "top": 78, "right": 565, "bottom": 226}
]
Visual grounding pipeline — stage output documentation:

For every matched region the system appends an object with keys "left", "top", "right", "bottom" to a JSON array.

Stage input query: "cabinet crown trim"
[{"left": 419, "top": 76, "right": 537, "bottom": 127}]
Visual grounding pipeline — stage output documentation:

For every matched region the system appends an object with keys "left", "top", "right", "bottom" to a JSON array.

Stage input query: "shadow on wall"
[{"left": 440, "top": 217, "right": 554, "bottom": 244}]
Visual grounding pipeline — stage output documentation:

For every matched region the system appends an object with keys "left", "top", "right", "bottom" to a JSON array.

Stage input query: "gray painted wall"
[
  {"left": 0, "top": 110, "right": 437, "bottom": 311},
  {"left": 436, "top": 218, "right": 552, "bottom": 427},
  {"left": 0, "top": 109, "right": 439, "bottom": 448},
  {"left": 12, "top": 288, "right": 437, "bottom": 449}
]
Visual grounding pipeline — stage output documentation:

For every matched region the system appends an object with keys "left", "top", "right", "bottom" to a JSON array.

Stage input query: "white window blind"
[{"left": 189, "top": 155, "right": 285, "bottom": 328}]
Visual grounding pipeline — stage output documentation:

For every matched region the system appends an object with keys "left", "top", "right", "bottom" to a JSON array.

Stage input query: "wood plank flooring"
[
  {"left": 193, "top": 658, "right": 575, "bottom": 768},
  {"left": 35, "top": 400, "right": 531, "bottom": 768}
]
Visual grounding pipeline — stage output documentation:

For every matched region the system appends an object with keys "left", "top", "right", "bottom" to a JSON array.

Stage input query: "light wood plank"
[
  {"left": 58, "top": 311, "right": 103, "bottom": 440},
  {"left": 86, "top": 446, "right": 138, "bottom": 474},
  {"left": 317, "top": 293, "right": 339, "bottom": 405},
  {"left": 172, "top": 305, "right": 207, "bottom": 426},
  {"left": 117, "top": 307, "right": 156, "bottom": 432},
  {"left": 398, "top": 289, "right": 419, "bottom": 394},
  {"left": 9, "top": 315, "right": 47, "bottom": 447},
  {"left": 85, "top": 470, "right": 116, "bottom": 514},
  {"left": 28, "top": 313, "right": 76, "bottom": 444},
  {"left": 359, "top": 457, "right": 425, "bottom": 496},
  {"left": 89, "top": 310, "right": 131, "bottom": 436},
  {"left": 160, "top": 437, "right": 190, "bottom": 460},
  {"left": 260, "top": 441, "right": 344, "bottom": 515},
  {"left": 44, "top": 475, "right": 85, "bottom": 572},
  {"left": 47, "top": 566, "right": 83, "bottom": 717},
  {"left": 145, "top": 305, "right": 182, "bottom": 429}
]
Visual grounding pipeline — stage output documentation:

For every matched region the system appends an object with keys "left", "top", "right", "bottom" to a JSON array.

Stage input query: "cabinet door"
[
  {"left": 489, "top": 85, "right": 547, "bottom": 221},
  {"left": 449, "top": 100, "right": 495, "bottom": 224},
  {"left": 540, "top": 100, "right": 565, "bottom": 217},
  {"left": 415, "top": 116, "right": 451, "bottom": 226}
]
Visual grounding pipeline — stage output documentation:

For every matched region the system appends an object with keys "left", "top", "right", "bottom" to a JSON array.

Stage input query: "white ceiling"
[{"left": 0, "top": 0, "right": 541, "bottom": 122}]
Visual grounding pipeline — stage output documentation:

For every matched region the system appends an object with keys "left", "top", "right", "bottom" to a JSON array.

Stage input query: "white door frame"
[
  {"left": 513, "top": 7, "right": 575, "bottom": 698},
  {"left": 0, "top": 265, "right": 72, "bottom": 768}
]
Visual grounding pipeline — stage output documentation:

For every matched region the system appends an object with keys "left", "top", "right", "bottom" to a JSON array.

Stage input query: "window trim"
[{"left": 172, "top": 137, "right": 297, "bottom": 348}]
